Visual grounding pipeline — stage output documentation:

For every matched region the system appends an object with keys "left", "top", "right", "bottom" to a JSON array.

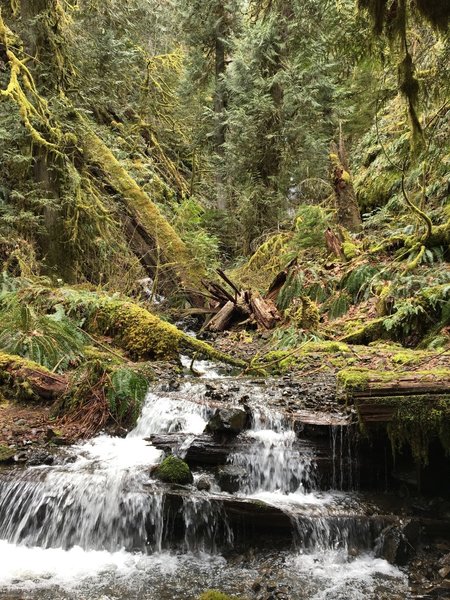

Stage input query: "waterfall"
[{"left": 0, "top": 372, "right": 408, "bottom": 599}]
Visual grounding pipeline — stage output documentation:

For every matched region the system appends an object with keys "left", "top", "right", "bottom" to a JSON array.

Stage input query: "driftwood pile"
[{"left": 201, "top": 269, "right": 282, "bottom": 333}]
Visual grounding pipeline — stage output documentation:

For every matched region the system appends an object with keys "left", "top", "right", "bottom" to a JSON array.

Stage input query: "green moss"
[
  {"left": 20, "top": 287, "right": 245, "bottom": 367},
  {"left": 154, "top": 455, "right": 193, "bottom": 485},
  {"left": 198, "top": 592, "right": 243, "bottom": 600},
  {"left": 0, "top": 444, "right": 15, "bottom": 462},
  {"left": 341, "top": 318, "right": 385, "bottom": 344},
  {"left": 342, "top": 241, "right": 359, "bottom": 260},
  {"left": 341, "top": 170, "right": 351, "bottom": 183},
  {"left": 354, "top": 168, "right": 399, "bottom": 212},
  {"left": 0, "top": 351, "right": 62, "bottom": 401},
  {"left": 392, "top": 352, "right": 417, "bottom": 365},
  {"left": 300, "top": 297, "right": 319, "bottom": 330},
  {"left": 78, "top": 118, "right": 205, "bottom": 290},
  {"left": 358, "top": 394, "right": 450, "bottom": 465},
  {"left": 337, "top": 368, "right": 370, "bottom": 391},
  {"left": 340, "top": 367, "right": 450, "bottom": 390}
]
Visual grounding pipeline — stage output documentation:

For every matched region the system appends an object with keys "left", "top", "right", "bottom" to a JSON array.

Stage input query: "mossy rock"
[
  {"left": 0, "top": 444, "right": 15, "bottom": 463},
  {"left": 154, "top": 455, "right": 193, "bottom": 485}
]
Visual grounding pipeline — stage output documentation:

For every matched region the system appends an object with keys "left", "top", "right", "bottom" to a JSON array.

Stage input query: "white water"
[
  {"left": 0, "top": 371, "right": 409, "bottom": 599},
  {"left": 230, "top": 406, "right": 320, "bottom": 500}
]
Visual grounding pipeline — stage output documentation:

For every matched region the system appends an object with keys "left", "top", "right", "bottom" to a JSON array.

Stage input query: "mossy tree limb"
[{"left": 74, "top": 118, "right": 206, "bottom": 296}]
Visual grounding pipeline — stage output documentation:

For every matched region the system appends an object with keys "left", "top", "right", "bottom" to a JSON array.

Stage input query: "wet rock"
[
  {"left": 206, "top": 407, "right": 248, "bottom": 435},
  {"left": 439, "top": 565, "right": 450, "bottom": 579},
  {"left": 377, "top": 520, "right": 419, "bottom": 565},
  {"left": 27, "top": 450, "right": 54, "bottom": 466},
  {"left": 217, "top": 465, "right": 246, "bottom": 493},
  {"left": 154, "top": 455, "right": 193, "bottom": 485},
  {"left": 196, "top": 476, "right": 211, "bottom": 491}
]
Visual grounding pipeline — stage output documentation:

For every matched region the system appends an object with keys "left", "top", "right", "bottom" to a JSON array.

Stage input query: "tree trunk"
[
  {"left": 330, "top": 137, "right": 362, "bottom": 233},
  {"left": 214, "top": 2, "right": 227, "bottom": 211}
]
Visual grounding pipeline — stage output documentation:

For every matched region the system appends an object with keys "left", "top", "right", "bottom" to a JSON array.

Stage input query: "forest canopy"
[{"left": 0, "top": 0, "right": 448, "bottom": 347}]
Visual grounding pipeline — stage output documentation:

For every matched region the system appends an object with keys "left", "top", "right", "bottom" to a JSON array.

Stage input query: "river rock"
[
  {"left": 154, "top": 455, "right": 193, "bottom": 485},
  {"left": 27, "top": 450, "right": 54, "bottom": 466},
  {"left": 206, "top": 407, "right": 248, "bottom": 435},
  {"left": 196, "top": 476, "right": 211, "bottom": 491},
  {"left": 217, "top": 465, "right": 246, "bottom": 493}
]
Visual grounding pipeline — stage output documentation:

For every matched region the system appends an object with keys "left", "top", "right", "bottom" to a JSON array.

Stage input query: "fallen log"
[
  {"left": 77, "top": 117, "right": 206, "bottom": 295},
  {"left": 338, "top": 368, "right": 450, "bottom": 399},
  {"left": 204, "top": 270, "right": 281, "bottom": 332},
  {"left": 207, "top": 300, "right": 236, "bottom": 332},
  {"left": 249, "top": 291, "right": 280, "bottom": 329},
  {"left": 0, "top": 352, "right": 67, "bottom": 401},
  {"left": 23, "top": 287, "right": 247, "bottom": 368}
]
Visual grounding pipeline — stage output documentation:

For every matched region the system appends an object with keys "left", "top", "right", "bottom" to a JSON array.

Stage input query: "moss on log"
[
  {"left": 337, "top": 367, "right": 450, "bottom": 395},
  {"left": 0, "top": 351, "right": 67, "bottom": 401},
  {"left": 76, "top": 117, "right": 206, "bottom": 293},
  {"left": 338, "top": 366, "right": 450, "bottom": 464},
  {"left": 30, "top": 287, "right": 246, "bottom": 368}
]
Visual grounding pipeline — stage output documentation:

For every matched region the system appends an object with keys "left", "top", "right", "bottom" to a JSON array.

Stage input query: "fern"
[
  {"left": 0, "top": 294, "right": 86, "bottom": 371},
  {"left": 383, "top": 300, "right": 426, "bottom": 335},
  {"left": 328, "top": 293, "right": 351, "bottom": 320},
  {"left": 271, "top": 325, "right": 322, "bottom": 350},
  {"left": 293, "top": 205, "right": 331, "bottom": 250},
  {"left": 277, "top": 271, "right": 304, "bottom": 311},
  {"left": 107, "top": 368, "right": 148, "bottom": 423},
  {"left": 341, "top": 264, "right": 380, "bottom": 302}
]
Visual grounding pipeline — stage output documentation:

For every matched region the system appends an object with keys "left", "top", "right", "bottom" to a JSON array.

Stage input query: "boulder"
[
  {"left": 154, "top": 455, "right": 193, "bottom": 485},
  {"left": 207, "top": 407, "right": 248, "bottom": 435},
  {"left": 376, "top": 520, "right": 419, "bottom": 565}
]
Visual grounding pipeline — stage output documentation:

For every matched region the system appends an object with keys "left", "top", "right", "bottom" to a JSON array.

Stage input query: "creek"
[{"left": 0, "top": 358, "right": 419, "bottom": 599}]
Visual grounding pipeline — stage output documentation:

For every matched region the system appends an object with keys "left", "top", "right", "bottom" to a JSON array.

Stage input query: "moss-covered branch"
[{"left": 74, "top": 117, "right": 206, "bottom": 293}]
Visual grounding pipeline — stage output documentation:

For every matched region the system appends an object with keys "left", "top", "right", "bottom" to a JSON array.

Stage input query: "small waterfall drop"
[{"left": 229, "top": 405, "right": 316, "bottom": 497}]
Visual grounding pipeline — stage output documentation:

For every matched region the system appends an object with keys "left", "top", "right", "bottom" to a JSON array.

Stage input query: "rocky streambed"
[{"left": 0, "top": 359, "right": 449, "bottom": 599}]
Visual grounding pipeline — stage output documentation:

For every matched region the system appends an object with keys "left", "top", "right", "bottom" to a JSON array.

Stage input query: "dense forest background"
[{"left": 0, "top": 0, "right": 449, "bottom": 370}]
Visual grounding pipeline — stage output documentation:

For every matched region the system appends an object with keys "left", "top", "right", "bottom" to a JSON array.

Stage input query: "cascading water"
[
  {"left": 0, "top": 362, "right": 410, "bottom": 599},
  {"left": 229, "top": 405, "right": 316, "bottom": 496}
]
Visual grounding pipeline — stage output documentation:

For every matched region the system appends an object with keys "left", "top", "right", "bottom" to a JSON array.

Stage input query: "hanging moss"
[
  {"left": 384, "top": 394, "right": 450, "bottom": 465},
  {"left": 358, "top": 0, "right": 389, "bottom": 35}
]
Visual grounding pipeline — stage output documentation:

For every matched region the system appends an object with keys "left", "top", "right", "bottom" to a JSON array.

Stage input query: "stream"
[{"left": 0, "top": 359, "right": 412, "bottom": 599}]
